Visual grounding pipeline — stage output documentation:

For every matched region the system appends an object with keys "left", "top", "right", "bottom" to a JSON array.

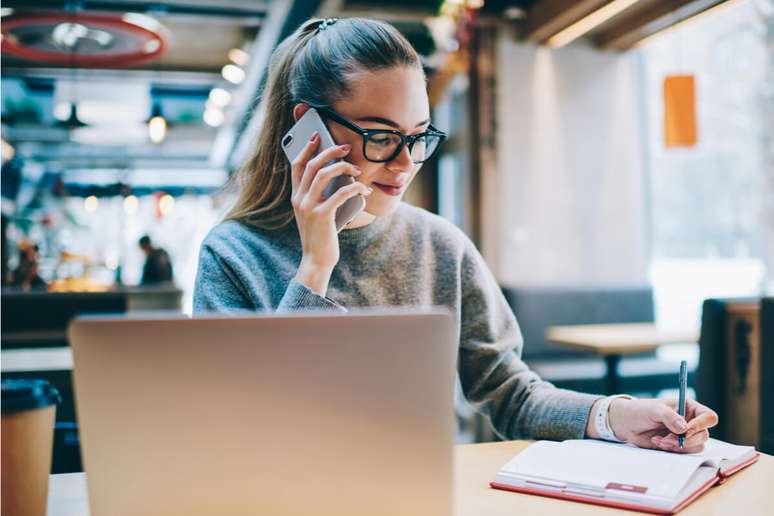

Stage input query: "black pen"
[{"left": 678, "top": 360, "right": 687, "bottom": 448}]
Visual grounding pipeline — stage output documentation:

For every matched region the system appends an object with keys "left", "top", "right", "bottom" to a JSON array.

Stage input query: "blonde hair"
[{"left": 224, "top": 17, "right": 421, "bottom": 230}]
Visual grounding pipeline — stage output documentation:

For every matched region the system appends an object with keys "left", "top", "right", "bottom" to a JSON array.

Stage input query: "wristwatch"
[{"left": 594, "top": 394, "right": 634, "bottom": 443}]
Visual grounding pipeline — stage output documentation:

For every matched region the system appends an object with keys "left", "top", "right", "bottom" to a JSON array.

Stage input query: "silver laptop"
[{"left": 69, "top": 308, "right": 456, "bottom": 516}]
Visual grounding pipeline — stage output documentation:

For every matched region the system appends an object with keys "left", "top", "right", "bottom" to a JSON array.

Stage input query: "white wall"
[{"left": 491, "top": 35, "right": 649, "bottom": 287}]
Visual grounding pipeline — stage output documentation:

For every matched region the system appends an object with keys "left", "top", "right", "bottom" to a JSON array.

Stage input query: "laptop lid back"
[{"left": 69, "top": 309, "right": 456, "bottom": 516}]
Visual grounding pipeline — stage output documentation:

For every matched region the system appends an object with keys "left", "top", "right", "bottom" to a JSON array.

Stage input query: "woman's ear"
[{"left": 292, "top": 103, "right": 310, "bottom": 122}]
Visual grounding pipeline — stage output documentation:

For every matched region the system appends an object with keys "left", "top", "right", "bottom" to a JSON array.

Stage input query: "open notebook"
[{"left": 491, "top": 438, "right": 759, "bottom": 514}]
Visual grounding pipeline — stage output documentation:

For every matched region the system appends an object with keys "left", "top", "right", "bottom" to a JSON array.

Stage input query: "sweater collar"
[{"left": 336, "top": 207, "right": 394, "bottom": 251}]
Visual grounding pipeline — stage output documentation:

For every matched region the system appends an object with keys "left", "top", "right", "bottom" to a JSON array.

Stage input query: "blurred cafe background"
[{"left": 2, "top": 0, "right": 773, "bottom": 472}]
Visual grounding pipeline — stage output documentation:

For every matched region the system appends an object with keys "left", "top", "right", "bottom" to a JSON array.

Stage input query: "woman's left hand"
[{"left": 607, "top": 397, "right": 719, "bottom": 453}]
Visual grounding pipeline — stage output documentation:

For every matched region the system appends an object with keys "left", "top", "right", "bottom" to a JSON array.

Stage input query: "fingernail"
[
  {"left": 366, "top": 187, "right": 374, "bottom": 194},
  {"left": 341, "top": 144, "right": 351, "bottom": 152},
  {"left": 310, "top": 132, "right": 319, "bottom": 142},
  {"left": 676, "top": 419, "right": 688, "bottom": 431}
]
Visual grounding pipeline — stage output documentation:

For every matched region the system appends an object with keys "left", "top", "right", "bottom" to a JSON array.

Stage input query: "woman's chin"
[{"left": 364, "top": 196, "right": 402, "bottom": 217}]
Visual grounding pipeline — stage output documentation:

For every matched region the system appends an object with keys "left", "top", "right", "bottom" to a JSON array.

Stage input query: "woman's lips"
[{"left": 373, "top": 183, "right": 405, "bottom": 196}]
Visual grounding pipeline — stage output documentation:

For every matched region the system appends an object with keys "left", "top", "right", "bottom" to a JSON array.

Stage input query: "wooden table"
[
  {"left": 47, "top": 440, "right": 772, "bottom": 515},
  {"left": 545, "top": 323, "right": 698, "bottom": 394}
]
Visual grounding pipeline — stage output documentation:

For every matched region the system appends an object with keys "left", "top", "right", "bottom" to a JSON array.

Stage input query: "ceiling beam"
[
  {"left": 524, "top": 0, "right": 612, "bottom": 43},
  {"left": 594, "top": 0, "right": 696, "bottom": 49},
  {"left": 2, "top": 66, "right": 221, "bottom": 86},
  {"left": 332, "top": 8, "right": 439, "bottom": 23},
  {"left": 594, "top": 0, "right": 729, "bottom": 49},
  {"left": 1, "top": 1, "right": 269, "bottom": 19},
  {"left": 316, "top": 0, "right": 345, "bottom": 17}
]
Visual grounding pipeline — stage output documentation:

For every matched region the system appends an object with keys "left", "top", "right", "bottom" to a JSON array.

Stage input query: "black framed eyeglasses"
[{"left": 312, "top": 106, "right": 446, "bottom": 164}]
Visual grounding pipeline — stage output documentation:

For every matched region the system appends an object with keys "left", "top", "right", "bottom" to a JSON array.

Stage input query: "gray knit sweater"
[{"left": 193, "top": 202, "right": 600, "bottom": 440}]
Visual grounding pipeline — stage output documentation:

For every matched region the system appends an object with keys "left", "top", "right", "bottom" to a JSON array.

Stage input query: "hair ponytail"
[
  {"left": 224, "top": 19, "right": 321, "bottom": 229},
  {"left": 224, "top": 17, "right": 421, "bottom": 230}
]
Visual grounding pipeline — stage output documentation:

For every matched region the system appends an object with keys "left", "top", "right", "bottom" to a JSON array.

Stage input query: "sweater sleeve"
[
  {"left": 457, "top": 240, "right": 602, "bottom": 441},
  {"left": 277, "top": 278, "right": 348, "bottom": 313},
  {"left": 193, "top": 244, "right": 346, "bottom": 314}
]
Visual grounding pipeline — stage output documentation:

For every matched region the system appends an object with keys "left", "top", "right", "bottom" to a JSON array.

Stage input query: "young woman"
[{"left": 194, "top": 17, "right": 717, "bottom": 450}]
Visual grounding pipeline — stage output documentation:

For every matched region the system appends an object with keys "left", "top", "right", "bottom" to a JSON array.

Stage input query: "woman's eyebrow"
[{"left": 355, "top": 116, "right": 431, "bottom": 130}]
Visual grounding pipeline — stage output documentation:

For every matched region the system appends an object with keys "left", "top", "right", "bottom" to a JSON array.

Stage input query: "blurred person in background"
[
  {"left": 194, "top": 17, "right": 718, "bottom": 452},
  {"left": 8, "top": 241, "right": 46, "bottom": 291},
  {"left": 139, "top": 235, "right": 173, "bottom": 285}
]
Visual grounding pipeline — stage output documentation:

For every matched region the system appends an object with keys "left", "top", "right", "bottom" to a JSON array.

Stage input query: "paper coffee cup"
[{"left": 2, "top": 379, "right": 62, "bottom": 516}]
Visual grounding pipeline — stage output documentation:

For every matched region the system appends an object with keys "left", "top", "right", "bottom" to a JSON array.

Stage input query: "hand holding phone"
[
  {"left": 282, "top": 108, "right": 366, "bottom": 232},
  {"left": 281, "top": 108, "right": 372, "bottom": 295}
]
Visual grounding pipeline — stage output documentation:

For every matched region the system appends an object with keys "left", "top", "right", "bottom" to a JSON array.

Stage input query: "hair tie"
[{"left": 317, "top": 18, "right": 338, "bottom": 32}]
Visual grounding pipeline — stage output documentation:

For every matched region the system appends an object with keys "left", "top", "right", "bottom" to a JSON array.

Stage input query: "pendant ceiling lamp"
[
  {"left": 55, "top": 102, "right": 88, "bottom": 130},
  {"left": 146, "top": 102, "right": 168, "bottom": 144}
]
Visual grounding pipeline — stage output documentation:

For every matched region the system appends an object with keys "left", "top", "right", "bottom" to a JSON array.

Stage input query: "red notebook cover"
[
  {"left": 716, "top": 452, "right": 760, "bottom": 484},
  {"left": 489, "top": 453, "right": 759, "bottom": 515}
]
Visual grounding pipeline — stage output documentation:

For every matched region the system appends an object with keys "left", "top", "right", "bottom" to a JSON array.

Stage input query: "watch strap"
[{"left": 594, "top": 394, "right": 633, "bottom": 443}]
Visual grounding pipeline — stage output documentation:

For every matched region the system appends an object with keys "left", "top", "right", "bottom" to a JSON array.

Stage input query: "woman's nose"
[{"left": 385, "top": 144, "right": 413, "bottom": 173}]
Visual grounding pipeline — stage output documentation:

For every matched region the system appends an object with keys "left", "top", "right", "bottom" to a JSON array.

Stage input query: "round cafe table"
[{"left": 545, "top": 323, "right": 698, "bottom": 394}]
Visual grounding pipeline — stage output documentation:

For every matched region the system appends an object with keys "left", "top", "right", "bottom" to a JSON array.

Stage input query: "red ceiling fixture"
[{"left": 1, "top": 12, "right": 168, "bottom": 68}]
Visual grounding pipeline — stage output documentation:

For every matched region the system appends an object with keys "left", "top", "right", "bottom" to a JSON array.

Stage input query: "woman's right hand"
[{"left": 290, "top": 132, "right": 372, "bottom": 296}]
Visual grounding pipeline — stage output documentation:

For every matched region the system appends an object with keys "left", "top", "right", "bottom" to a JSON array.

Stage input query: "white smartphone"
[{"left": 281, "top": 108, "right": 366, "bottom": 232}]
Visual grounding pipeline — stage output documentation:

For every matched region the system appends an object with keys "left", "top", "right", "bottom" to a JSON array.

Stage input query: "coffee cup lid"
[{"left": 1, "top": 379, "right": 61, "bottom": 412}]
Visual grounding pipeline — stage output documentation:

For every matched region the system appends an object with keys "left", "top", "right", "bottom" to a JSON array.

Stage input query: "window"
[{"left": 641, "top": 0, "right": 774, "bottom": 328}]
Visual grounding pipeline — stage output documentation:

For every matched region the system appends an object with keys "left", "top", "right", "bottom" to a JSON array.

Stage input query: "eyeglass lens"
[{"left": 365, "top": 133, "right": 442, "bottom": 163}]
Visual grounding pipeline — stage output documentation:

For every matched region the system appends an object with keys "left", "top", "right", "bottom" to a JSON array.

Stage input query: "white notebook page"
[
  {"left": 498, "top": 440, "right": 712, "bottom": 500},
  {"left": 690, "top": 438, "right": 755, "bottom": 472}
]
